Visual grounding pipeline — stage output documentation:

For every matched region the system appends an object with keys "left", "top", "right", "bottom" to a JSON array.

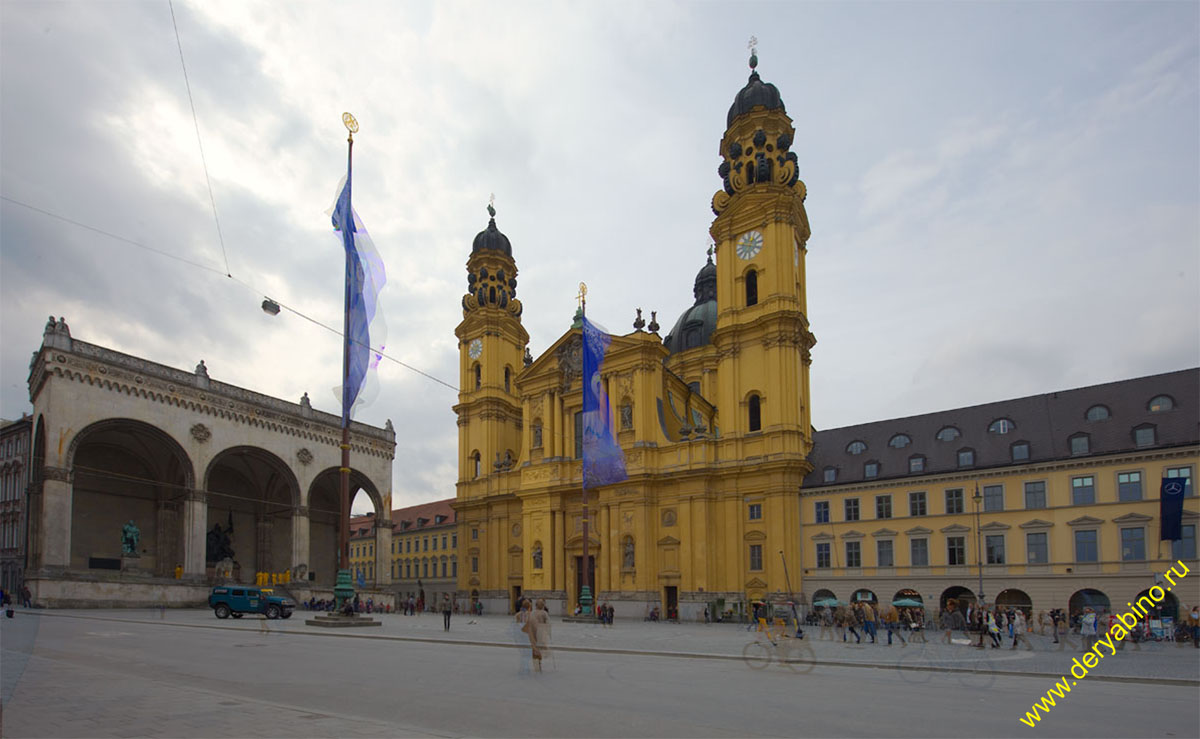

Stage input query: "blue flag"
[
  {"left": 1160, "top": 477, "right": 1186, "bottom": 540},
  {"left": 356, "top": 568, "right": 366, "bottom": 588},
  {"left": 581, "top": 316, "right": 627, "bottom": 488},
  {"left": 331, "top": 171, "right": 387, "bottom": 428}
]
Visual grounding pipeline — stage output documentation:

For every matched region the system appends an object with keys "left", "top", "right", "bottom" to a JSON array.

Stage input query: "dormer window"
[
  {"left": 957, "top": 448, "right": 975, "bottom": 467},
  {"left": 417, "top": 517, "right": 428, "bottom": 527},
  {"left": 1148, "top": 395, "right": 1174, "bottom": 412},
  {"left": 908, "top": 455, "right": 925, "bottom": 473},
  {"left": 988, "top": 418, "right": 1015, "bottom": 434},
  {"left": 846, "top": 440, "right": 867, "bottom": 455},
  {"left": 888, "top": 434, "right": 911, "bottom": 449},
  {"left": 1085, "top": 405, "right": 1110, "bottom": 421},
  {"left": 1069, "top": 433, "right": 1090, "bottom": 456},
  {"left": 435, "top": 514, "right": 447, "bottom": 524},
  {"left": 1133, "top": 424, "right": 1156, "bottom": 448},
  {"left": 935, "top": 426, "right": 960, "bottom": 442}
]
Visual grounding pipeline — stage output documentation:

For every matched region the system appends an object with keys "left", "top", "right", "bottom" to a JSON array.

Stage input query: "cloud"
[{"left": 3, "top": 0, "right": 1197, "bottom": 512}]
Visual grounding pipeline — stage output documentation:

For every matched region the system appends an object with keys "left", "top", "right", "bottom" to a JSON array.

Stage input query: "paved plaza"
[{"left": 2, "top": 607, "right": 1198, "bottom": 738}]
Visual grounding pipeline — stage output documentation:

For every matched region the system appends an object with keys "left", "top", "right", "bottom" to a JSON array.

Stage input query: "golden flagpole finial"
[
  {"left": 342, "top": 112, "right": 359, "bottom": 142},
  {"left": 577, "top": 282, "right": 588, "bottom": 314}
]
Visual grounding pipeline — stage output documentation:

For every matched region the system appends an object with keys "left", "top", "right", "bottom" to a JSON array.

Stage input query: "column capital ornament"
[{"left": 43, "top": 465, "right": 71, "bottom": 482}]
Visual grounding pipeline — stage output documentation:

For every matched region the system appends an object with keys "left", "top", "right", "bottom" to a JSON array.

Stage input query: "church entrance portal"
[{"left": 574, "top": 555, "right": 595, "bottom": 609}]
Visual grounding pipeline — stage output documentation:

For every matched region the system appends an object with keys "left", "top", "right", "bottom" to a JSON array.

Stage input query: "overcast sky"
[{"left": 2, "top": 1, "right": 1197, "bottom": 514}]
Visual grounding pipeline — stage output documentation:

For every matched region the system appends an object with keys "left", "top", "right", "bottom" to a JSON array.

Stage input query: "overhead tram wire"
[
  {"left": 0, "top": 195, "right": 457, "bottom": 392},
  {"left": 168, "top": 0, "right": 231, "bottom": 278},
  {"left": 70, "top": 461, "right": 351, "bottom": 518}
]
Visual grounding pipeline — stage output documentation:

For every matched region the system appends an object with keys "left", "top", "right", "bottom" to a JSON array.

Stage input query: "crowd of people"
[{"left": 806, "top": 598, "right": 1200, "bottom": 651}]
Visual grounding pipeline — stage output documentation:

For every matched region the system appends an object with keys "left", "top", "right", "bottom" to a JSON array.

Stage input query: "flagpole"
[
  {"left": 339, "top": 120, "right": 354, "bottom": 575},
  {"left": 331, "top": 112, "right": 360, "bottom": 614},
  {"left": 579, "top": 282, "right": 593, "bottom": 617}
]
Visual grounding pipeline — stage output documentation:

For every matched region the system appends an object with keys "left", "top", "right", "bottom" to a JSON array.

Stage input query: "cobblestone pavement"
[
  {"left": 3, "top": 608, "right": 1198, "bottom": 738},
  {"left": 20, "top": 607, "right": 1198, "bottom": 682}
]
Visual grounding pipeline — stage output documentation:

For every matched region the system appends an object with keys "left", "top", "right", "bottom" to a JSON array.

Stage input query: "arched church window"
[
  {"left": 504, "top": 367, "right": 511, "bottom": 393},
  {"left": 474, "top": 364, "right": 481, "bottom": 390},
  {"left": 745, "top": 270, "right": 758, "bottom": 307},
  {"left": 472, "top": 451, "right": 481, "bottom": 478},
  {"left": 748, "top": 394, "right": 762, "bottom": 432}
]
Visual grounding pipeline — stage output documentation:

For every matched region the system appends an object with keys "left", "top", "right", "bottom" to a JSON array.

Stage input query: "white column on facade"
[
  {"left": 182, "top": 491, "right": 207, "bottom": 577},
  {"left": 375, "top": 524, "right": 392, "bottom": 587},
  {"left": 291, "top": 506, "right": 310, "bottom": 579},
  {"left": 40, "top": 467, "right": 72, "bottom": 569}
]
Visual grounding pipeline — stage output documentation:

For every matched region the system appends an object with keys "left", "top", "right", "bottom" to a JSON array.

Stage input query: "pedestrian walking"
[
  {"left": 20, "top": 585, "right": 31, "bottom": 608},
  {"left": 1188, "top": 606, "right": 1200, "bottom": 649},
  {"left": 527, "top": 598, "right": 552, "bottom": 672},
  {"left": 1011, "top": 610, "right": 1033, "bottom": 651},
  {"left": 819, "top": 608, "right": 834, "bottom": 641},
  {"left": 985, "top": 610, "right": 1002, "bottom": 648},
  {"left": 861, "top": 602, "right": 878, "bottom": 644},
  {"left": 512, "top": 599, "right": 533, "bottom": 675},
  {"left": 839, "top": 606, "right": 862, "bottom": 644},
  {"left": 1080, "top": 607, "right": 1099, "bottom": 653},
  {"left": 908, "top": 608, "right": 926, "bottom": 643},
  {"left": 883, "top": 605, "right": 906, "bottom": 646},
  {"left": 442, "top": 593, "right": 452, "bottom": 631}
]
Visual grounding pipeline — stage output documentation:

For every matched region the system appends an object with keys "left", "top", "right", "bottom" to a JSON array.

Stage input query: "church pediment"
[
  {"left": 840, "top": 529, "right": 864, "bottom": 540},
  {"left": 657, "top": 535, "right": 680, "bottom": 546},
  {"left": 744, "top": 530, "right": 767, "bottom": 542},
  {"left": 811, "top": 532, "right": 834, "bottom": 541},
  {"left": 507, "top": 545, "right": 523, "bottom": 553},
  {"left": 745, "top": 577, "right": 768, "bottom": 589}
]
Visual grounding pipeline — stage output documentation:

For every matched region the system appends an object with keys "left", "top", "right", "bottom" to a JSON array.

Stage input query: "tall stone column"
[
  {"left": 256, "top": 515, "right": 272, "bottom": 574},
  {"left": 182, "top": 491, "right": 208, "bottom": 578},
  {"left": 156, "top": 498, "right": 179, "bottom": 577},
  {"left": 291, "top": 506, "right": 310, "bottom": 582},
  {"left": 374, "top": 524, "right": 392, "bottom": 587},
  {"left": 38, "top": 466, "right": 72, "bottom": 570}
]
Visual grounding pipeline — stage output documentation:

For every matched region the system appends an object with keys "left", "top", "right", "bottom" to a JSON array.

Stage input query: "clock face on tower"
[
  {"left": 736, "top": 230, "right": 763, "bottom": 260},
  {"left": 468, "top": 338, "right": 483, "bottom": 359}
]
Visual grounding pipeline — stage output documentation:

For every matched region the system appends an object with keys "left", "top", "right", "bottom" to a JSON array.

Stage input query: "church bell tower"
[
  {"left": 710, "top": 46, "right": 816, "bottom": 449},
  {"left": 454, "top": 202, "right": 529, "bottom": 492}
]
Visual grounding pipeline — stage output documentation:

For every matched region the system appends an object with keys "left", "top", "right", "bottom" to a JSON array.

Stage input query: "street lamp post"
[{"left": 973, "top": 484, "right": 986, "bottom": 647}]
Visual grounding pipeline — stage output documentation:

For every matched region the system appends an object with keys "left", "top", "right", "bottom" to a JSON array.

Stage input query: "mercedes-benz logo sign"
[{"left": 1164, "top": 481, "right": 1185, "bottom": 495}]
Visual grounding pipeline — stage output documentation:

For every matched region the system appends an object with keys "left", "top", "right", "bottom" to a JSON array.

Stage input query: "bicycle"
[
  {"left": 742, "top": 620, "right": 815, "bottom": 673},
  {"left": 895, "top": 643, "right": 996, "bottom": 688}
]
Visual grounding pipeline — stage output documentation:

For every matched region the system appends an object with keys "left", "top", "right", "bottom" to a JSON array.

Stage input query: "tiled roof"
[
  {"left": 390, "top": 498, "right": 456, "bottom": 532},
  {"left": 804, "top": 368, "right": 1198, "bottom": 488}
]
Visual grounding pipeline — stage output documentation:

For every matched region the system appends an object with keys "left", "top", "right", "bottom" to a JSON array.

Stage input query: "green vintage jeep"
[{"left": 208, "top": 586, "right": 294, "bottom": 620}]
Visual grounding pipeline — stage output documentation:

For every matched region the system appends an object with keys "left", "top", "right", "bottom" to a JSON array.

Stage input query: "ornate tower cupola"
[
  {"left": 709, "top": 43, "right": 816, "bottom": 444},
  {"left": 462, "top": 202, "right": 522, "bottom": 316},
  {"left": 455, "top": 200, "right": 529, "bottom": 489}
]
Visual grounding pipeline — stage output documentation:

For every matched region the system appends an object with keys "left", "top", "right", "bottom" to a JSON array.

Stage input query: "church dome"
[
  {"left": 472, "top": 205, "right": 512, "bottom": 257},
  {"left": 726, "top": 55, "right": 785, "bottom": 128},
  {"left": 664, "top": 255, "right": 718, "bottom": 355}
]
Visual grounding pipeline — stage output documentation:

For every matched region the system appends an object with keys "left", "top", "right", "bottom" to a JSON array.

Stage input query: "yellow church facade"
[
  {"left": 449, "top": 55, "right": 1199, "bottom": 621},
  {"left": 453, "top": 54, "right": 814, "bottom": 619}
]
